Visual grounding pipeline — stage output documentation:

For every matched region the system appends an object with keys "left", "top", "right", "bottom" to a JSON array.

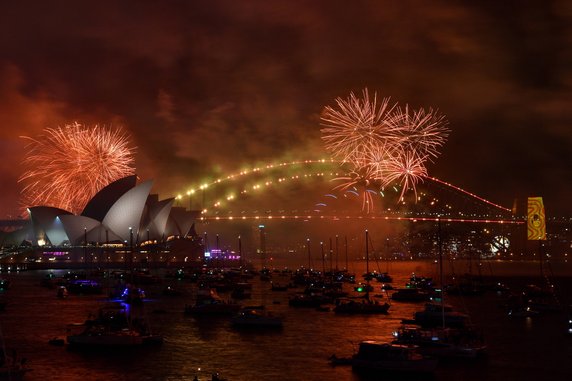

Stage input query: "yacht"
[
  {"left": 352, "top": 341, "right": 438, "bottom": 374},
  {"left": 231, "top": 306, "right": 283, "bottom": 329}
]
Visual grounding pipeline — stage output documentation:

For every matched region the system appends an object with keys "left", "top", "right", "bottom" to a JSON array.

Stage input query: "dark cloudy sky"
[{"left": 1, "top": 0, "right": 571, "bottom": 218}]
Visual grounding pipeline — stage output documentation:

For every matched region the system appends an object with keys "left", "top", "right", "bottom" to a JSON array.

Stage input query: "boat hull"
[
  {"left": 67, "top": 333, "right": 163, "bottom": 347},
  {"left": 352, "top": 357, "right": 438, "bottom": 374}
]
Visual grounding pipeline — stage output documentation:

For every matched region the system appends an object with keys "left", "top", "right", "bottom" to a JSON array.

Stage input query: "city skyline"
[{"left": 1, "top": 1, "right": 571, "bottom": 218}]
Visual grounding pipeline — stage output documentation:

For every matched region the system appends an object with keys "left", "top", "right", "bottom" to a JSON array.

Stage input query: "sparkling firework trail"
[
  {"left": 320, "top": 88, "right": 449, "bottom": 210},
  {"left": 320, "top": 89, "right": 397, "bottom": 165},
  {"left": 391, "top": 105, "right": 449, "bottom": 159},
  {"left": 381, "top": 149, "right": 428, "bottom": 201},
  {"left": 331, "top": 166, "right": 378, "bottom": 213},
  {"left": 19, "top": 122, "right": 136, "bottom": 214}
]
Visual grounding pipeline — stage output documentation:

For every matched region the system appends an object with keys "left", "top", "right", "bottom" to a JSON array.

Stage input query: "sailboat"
[
  {"left": 67, "top": 303, "right": 163, "bottom": 347},
  {"left": 232, "top": 229, "right": 283, "bottom": 328},
  {"left": 334, "top": 230, "right": 390, "bottom": 314},
  {"left": 393, "top": 219, "right": 487, "bottom": 359}
]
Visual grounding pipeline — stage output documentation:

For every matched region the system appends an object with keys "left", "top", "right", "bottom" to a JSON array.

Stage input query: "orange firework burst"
[
  {"left": 321, "top": 89, "right": 449, "bottom": 209},
  {"left": 19, "top": 122, "right": 136, "bottom": 214}
]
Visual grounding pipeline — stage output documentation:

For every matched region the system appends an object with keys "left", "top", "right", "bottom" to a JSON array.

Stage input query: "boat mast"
[
  {"left": 345, "top": 235, "right": 348, "bottom": 271},
  {"left": 365, "top": 230, "right": 369, "bottom": 276},
  {"left": 320, "top": 241, "right": 325, "bottom": 276},
  {"left": 365, "top": 230, "right": 370, "bottom": 299},
  {"left": 335, "top": 235, "right": 339, "bottom": 271},
  {"left": 306, "top": 238, "right": 312, "bottom": 271},
  {"left": 238, "top": 235, "right": 242, "bottom": 268},
  {"left": 438, "top": 217, "right": 445, "bottom": 329}
]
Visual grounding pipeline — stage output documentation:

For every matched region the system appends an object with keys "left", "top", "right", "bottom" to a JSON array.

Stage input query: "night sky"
[{"left": 1, "top": 0, "right": 571, "bottom": 218}]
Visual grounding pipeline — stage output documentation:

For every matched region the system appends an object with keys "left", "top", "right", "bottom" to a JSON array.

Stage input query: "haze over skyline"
[{"left": 1, "top": 0, "right": 571, "bottom": 218}]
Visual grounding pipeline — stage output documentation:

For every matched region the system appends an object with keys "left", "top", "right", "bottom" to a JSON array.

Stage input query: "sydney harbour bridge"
[
  {"left": 1, "top": 159, "right": 568, "bottom": 267},
  {"left": 166, "top": 159, "right": 540, "bottom": 263}
]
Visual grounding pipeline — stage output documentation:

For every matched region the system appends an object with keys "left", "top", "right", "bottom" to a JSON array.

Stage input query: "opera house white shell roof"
[{"left": 25, "top": 176, "right": 196, "bottom": 247}]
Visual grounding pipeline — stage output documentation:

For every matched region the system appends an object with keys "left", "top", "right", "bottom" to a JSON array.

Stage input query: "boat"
[
  {"left": 185, "top": 287, "right": 241, "bottom": 315},
  {"left": 406, "top": 273, "right": 434, "bottom": 290},
  {"left": 231, "top": 306, "right": 283, "bottom": 329},
  {"left": 121, "top": 285, "right": 146, "bottom": 304},
  {"left": 390, "top": 287, "right": 431, "bottom": 302},
  {"left": 270, "top": 282, "right": 288, "bottom": 291},
  {"left": 333, "top": 231, "right": 390, "bottom": 315},
  {"left": 288, "top": 292, "right": 332, "bottom": 308},
  {"left": 328, "top": 353, "right": 353, "bottom": 366},
  {"left": 364, "top": 271, "right": 392, "bottom": 283},
  {"left": 334, "top": 295, "right": 390, "bottom": 314},
  {"left": 66, "top": 304, "right": 163, "bottom": 347},
  {"left": 406, "top": 302, "right": 469, "bottom": 328},
  {"left": 351, "top": 341, "right": 438, "bottom": 374},
  {"left": 65, "top": 279, "right": 103, "bottom": 295},
  {"left": 56, "top": 285, "right": 68, "bottom": 298},
  {"left": 392, "top": 325, "right": 487, "bottom": 359}
]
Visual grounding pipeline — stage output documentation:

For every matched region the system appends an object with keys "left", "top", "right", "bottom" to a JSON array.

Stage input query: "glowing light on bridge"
[
  {"left": 426, "top": 176, "right": 512, "bottom": 213},
  {"left": 199, "top": 214, "right": 523, "bottom": 225},
  {"left": 176, "top": 157, "right": 513, "bottom": 218}
]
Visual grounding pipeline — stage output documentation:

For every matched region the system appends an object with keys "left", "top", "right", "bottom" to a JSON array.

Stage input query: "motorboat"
[
  {"left": 66, "top": 304, "right": 163, "bottom": 347},
  {"left": 392, "top": 325, "right": 487, "bottom": 359},
  {"left": 334, "top": 294, "right": 390, "bottom": 315},
  {"left": 185, "top": 288, "right": 241, "bottom": 315},
  {"left": 406, "top": 273, "right": 434, "bottom": 290},
  {"left": 231, "top": 306, "right": 283, "bottom": 329},
  {"left": 406, "top": 302, "right": 469, "bottom": 328},
  {"left": 65, "top": 279, "right": 103, "bottom": 295},
  {"left": 351, "top": 341, "right": 438, "bottom": 374},
  {"left": 390, "top": 287, "right": 431, "bottom": 302},
  {"left": 288, "top": 292, "right": 332, "bottom": 308}
]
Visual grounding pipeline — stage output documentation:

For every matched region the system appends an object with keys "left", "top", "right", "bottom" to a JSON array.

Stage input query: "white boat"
[{"left": 351, "top": 341, "right": 438, "bottom": 374}]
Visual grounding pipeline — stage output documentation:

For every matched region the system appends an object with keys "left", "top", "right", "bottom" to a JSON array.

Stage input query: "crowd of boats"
[{"left": 0, "top": 255, "right": 568, "bottom": 380}]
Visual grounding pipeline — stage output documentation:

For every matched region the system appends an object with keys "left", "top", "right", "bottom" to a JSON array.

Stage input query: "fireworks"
[
  {"left": 320, "top": 89, "right": 449, "bottom": 209},
  {"left": 320, "top": 89, "right": 397, "bottom": 165},
  {"left": 19, "top": 122, "right": 136, "bottom": 214}
]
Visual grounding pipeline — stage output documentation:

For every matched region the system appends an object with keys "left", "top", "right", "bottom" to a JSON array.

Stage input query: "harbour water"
[{"left": 0, "top": 260, "right": 571, "bottom": 380}]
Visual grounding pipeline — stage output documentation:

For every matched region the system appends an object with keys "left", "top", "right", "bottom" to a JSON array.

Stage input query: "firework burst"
[
  {"left": 19, "top": 122, "right": 136, "bottom": 214},
  {"left": 332, "top": 166, "right": 379, "bottom": 213},
  {"left": 320, "top": 89, "right": 449, "bottom": 210},
  {"left": 320, "top": 89, "right": 397, "bottom": 165},
  {"left": 390, "top": 105, "right": 449, "bottom": 159}
]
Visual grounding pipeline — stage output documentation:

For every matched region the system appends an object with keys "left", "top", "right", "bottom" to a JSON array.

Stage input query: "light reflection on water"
[{"left": 0, "top": 260, "right": 570, "bottom": 381}]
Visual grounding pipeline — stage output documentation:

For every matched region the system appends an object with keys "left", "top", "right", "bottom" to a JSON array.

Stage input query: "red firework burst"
[{"left": 19, "top": 122, "right": 136, "bottom": 214}]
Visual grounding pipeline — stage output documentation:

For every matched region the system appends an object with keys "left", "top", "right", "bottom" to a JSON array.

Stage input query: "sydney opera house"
[{"left": 1, "top": 175, "right": 204, "bottom": 263}]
